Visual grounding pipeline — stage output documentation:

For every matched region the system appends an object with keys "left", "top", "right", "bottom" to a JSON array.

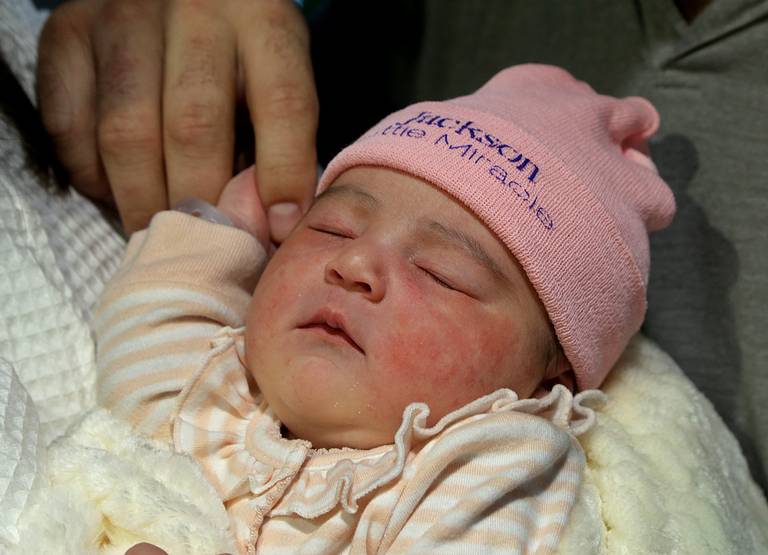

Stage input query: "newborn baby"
[
  {"left": 243, "top": 165, "right": 567, "bottom": 450},
  {"left": 95, "top": 65, "right": 674, "bottom": 554}
]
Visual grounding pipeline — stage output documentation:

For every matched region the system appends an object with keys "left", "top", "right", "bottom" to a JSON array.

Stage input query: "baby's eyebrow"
[
  {"left": 314, "top": 184, "right": 380, "bottom": 210},
  {"left": 420, "top": 219, "right": 507, "bottom": 281}
]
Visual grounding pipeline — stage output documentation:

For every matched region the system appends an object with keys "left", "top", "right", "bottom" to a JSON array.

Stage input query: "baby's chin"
[
  {"left": 280, "top": 418, "right": 396, "bottom": 450},
  {"left": 261, "top": 376, "right": 396, "bottom": 450},
  {"left": 252, "top": 369, "right": 396, "bottom": 450}
]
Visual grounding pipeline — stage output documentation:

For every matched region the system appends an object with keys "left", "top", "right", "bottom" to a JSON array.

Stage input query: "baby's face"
[{"left": 245, "top": 167, "right": 554, "bottom": 449}]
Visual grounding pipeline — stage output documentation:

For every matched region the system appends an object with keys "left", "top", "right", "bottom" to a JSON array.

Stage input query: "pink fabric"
[{"left": 317, "top": 64, "right": 676, "bottom": 390}]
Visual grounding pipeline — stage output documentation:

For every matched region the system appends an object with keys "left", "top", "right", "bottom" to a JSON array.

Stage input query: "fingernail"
[{"left": 268, "top": 202, "right": 301, "bottom": 242}]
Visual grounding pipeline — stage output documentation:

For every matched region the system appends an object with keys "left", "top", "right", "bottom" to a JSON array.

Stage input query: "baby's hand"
[
  {"left": 125, "top": 543, "right": 167, "bottom": 555},
  {"left": 217, "top": 166, "right": 271, "bottom": 251},
  {"left": 125, "top": 542, "right": 232, "bottom": 555}
]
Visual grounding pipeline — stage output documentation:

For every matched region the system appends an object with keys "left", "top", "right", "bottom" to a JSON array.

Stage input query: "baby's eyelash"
[
  {"left": 309, "top": 226, "right": 351, "bottom": 239},
  {"left": 422, "top": 268, "right": 457, "bottom": 291}
]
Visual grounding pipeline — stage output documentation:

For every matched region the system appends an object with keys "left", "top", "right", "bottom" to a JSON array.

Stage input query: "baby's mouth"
[{"left": 298, "top": 311, "right": 364, "bottom": 355}]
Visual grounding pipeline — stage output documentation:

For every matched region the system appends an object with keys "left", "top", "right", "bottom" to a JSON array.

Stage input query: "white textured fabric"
[
  {"left": 0, "top": 171, "right": 124, "bottom": 446},
  {"left": 0, "top": 0, "right": 47, "bottom": 100},
  {"left": 0, "top": 359, "right": 42, "bottom": 546},
  {"left": 0, "top": 167, "right": 123, "bottom": 549}
]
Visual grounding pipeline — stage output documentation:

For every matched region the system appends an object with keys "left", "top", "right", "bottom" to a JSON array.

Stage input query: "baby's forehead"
[{"left": 315, "top": 171, "right": 472, "bottom": 224}]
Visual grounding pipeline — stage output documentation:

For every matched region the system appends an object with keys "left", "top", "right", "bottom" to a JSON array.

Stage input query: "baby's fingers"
[
  {"left": 124, "top": 542, "right": 232, "bottom": 555},
  {"left": 125, "top": 543, "right": 167, "bottom": 555}
]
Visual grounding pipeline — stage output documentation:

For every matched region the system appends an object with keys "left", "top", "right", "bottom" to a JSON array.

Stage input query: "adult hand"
[{"left": 37, "top": 0, "right": 318, "bottom": 239}]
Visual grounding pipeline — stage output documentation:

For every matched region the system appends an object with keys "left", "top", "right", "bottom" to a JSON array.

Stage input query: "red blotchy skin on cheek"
[
  {"left": 372, "top": 285, "right": 518, "bottom": 426},
  {"left": 256, "top": 261, "right": 292, "bottom": 314}
]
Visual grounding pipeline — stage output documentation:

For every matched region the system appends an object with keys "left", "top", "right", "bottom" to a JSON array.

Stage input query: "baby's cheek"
[
  {"left": 376, "top": 300, "right": 518, "bottom": 414},
  {"left": 250, "top": 252, "right": 303, "bottom": 317},
  {"left": 246, "top": 255, "right": 307, "bottom": 369}
]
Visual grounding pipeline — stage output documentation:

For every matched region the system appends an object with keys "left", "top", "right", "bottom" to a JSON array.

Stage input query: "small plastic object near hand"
[{"left": 174, "top": 198, "right": 236, "bottom": 228}]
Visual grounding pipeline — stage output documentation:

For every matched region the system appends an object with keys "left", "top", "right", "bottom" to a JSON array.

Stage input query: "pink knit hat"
[{"left": 316, "top": 64, "right": 676, "bottom": 390}]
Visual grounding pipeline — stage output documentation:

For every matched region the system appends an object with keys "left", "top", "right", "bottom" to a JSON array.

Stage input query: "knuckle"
[
  {"left": 262, "top": 84, "right": 318, "bottom": 122},
  {"left": 260, "top": 155, "right": 314, "bottom": 185},
  {"left": 37, "top": 4, "right": 94, "bottom": 139},
  {"left": 40, "top": 5, "right": 77, "bottom": 45},
  {"left": 69, "top": 167, "right": 111, "bottom": 200},
  {"left": 97, "top": 108, "right": 159, "bottom": 156},
  {"left": 98, "top": 0, "right": 154, "bottom": 30},
  {"left": 121, "top": 209, "right": 153, "bottom": 234},
  {"left": 114, "top": 178, "right": 150, "bottom": 203},
  {"left": 38, "top": 92, "right": 77, "bottom": 141},
  {"left": 262, "top": 20, "right": 309, "bottom": 60},
  {"left": 258, "top": 0, "right": 308, "bottom": 31},
  {"left": 38, "top": 3, "right": 91, "bottom": 64},
  {"left": 171, "top": 40, "right": 219, "bottom": 90},
  {"left": 166, "top": 93, "right": 227, "bottom": 149},
  {"left": 96, "top": 45, "right": 144, "bottom": 101},
  {"left": 172, "top": 0, "right": 209, "bottom": 12}
]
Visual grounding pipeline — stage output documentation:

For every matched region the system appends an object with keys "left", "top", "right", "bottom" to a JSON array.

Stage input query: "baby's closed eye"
[
  {"left": 308, "top": 225, "right": 354, "bottom": 239},
  {"left": 417, "top": 265, "right": 462, "bottom": 292}
]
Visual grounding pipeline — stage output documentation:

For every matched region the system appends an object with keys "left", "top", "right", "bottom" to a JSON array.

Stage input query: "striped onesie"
[{"left": 95, "top": 211, "right": 602, "bottom": 555}]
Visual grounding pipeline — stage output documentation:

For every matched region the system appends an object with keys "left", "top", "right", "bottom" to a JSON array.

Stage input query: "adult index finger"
[{"left": 237, "top": 0, "right": 319, "bottom": 243}]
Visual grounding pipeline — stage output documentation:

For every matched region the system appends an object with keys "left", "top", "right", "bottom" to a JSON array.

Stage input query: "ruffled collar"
[{"left": 171, "top": 326, "right": 604, "bottom": 536}]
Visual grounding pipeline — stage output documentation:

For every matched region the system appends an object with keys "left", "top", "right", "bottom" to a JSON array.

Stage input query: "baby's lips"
[{"left": 296, "top": 306, "right": 366, "bottom": 355}]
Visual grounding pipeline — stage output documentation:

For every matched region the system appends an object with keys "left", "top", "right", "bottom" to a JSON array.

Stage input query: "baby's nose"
[{"left": 324, "top": 249, "right": 385, "bottom": 302}]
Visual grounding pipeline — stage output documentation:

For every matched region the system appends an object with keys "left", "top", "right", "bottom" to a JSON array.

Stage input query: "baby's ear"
[{"left": 533, "top": 348, "right": 574, "bottom": 397}]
